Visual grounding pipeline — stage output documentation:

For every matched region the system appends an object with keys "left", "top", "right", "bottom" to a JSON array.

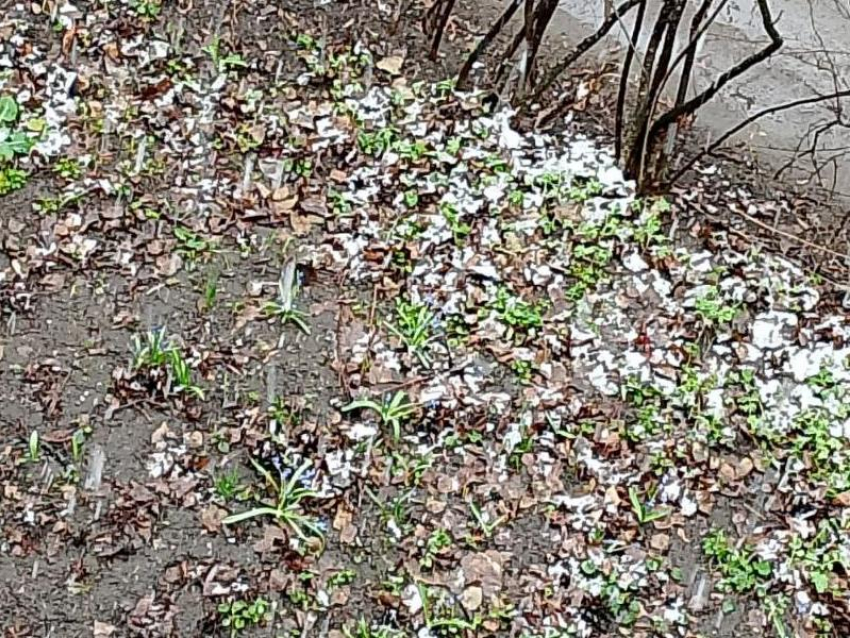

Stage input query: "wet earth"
[{"left": 1, "top": 1, "right": 850, "bottom": 637}]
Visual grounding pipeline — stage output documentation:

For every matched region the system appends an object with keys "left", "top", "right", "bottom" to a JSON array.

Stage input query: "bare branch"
[
  {"left": 426, "top": 0, "right": 458, "bottom": 60},
  {"left": 647, "top": 0, "right": 784, "bottom": 143},
  {"left": 522, "top": 0, "right": 643, "bottom": 108},
  {"left": 615, "top": 0, "right": 647, "bottom": 161},
  {"left": 664, "top": 89, "right": 850, "bottom": 187},
  {"left": 456, "top": 0, "right": 523, "bottom": 89}
]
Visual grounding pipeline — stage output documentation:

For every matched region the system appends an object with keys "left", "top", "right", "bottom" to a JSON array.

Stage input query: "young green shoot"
[
  {"left": 628, "top": 486, "right": 669, "bottom": 525},
  {"left": 342, "top": 391, "right": 416, "bottom": 441},
  {"left": 470, "top": 502, "right": 506, "bottom": 538},
  {"left": 223, "top": 459, "right": 324, "bottom": 544},
  {"left": 217, "top": 598, "right": 270, "bottom": 636},
  {"left": 385, "top": 298, "right": 435, "bottom": 367},
  {"left": 264, "top": 261, "right": 310, "bottom": 335},
  {"left": 167, "top": 348, "right": 204, "bottom": 399},
  {"left": 28, "top": 430, "right": 40, "bottom": 462}
]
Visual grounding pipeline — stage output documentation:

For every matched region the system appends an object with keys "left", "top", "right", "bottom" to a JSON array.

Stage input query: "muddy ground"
[{"left": 1, "top": 1, "right": 850, "bottom": 637}]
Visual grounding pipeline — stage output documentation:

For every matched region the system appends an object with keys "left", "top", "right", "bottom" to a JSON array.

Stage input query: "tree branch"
[
  {"left": 428, "top": 0, "right": 458, "bottom": 60},
  {"left": 615, "top": 0, "right": 647, "bottom": 161},
  {"left": 456, "top": 0, "right": 523, "bottom": 89},
  {"left": 664, "top": 89, "right": 850, "bottom": 187},
  {"left": 522, "top": 0, "right": 643, "bottom": 108},
  {"left": 647, "top": 0, "right": 783, "bottom": 142}
]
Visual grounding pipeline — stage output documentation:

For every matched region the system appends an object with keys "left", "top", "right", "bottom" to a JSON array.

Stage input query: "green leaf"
[
  {"left": 1, "top": 132, "right": 33, "bottom": 156},
  {"left": 24, "top": 118, "right": 45, "bottom": 132},
  {"left": 222, "top": 506, "right": 279, "bottom": 525},
  {"left": 754, "top": 560, "right": 772, "bottom": 577},
  {"left": 0, "top": 96, "right": 18, "bottom": 123},
  {"left": 811, "top": 571, "right": 830, "bottom": 593}
]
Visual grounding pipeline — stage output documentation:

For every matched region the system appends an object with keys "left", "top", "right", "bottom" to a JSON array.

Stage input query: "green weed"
[
  {"left": 54, "top": 157, "right": 82, "bottom": 180},
  {"left": 628, "top": 486, "right": 668, "bottom": 525},
  {"left": 214, "top": 467, "right": 241, "bottom": 501},
  {"left": 702, "top": 528, "right": 772, "bottom": 593},
  {"left": 264, "top": 272, "right": 310, "bottom": 335},
  {"left": 439, "top": 202, "right": 470, "bottom": 243},
  {"left": 217, "top": 598, "right": 270, "bottom": 636},
  {"left": 385, "top": 298, "right": 435, "bottom": 366},
  {"left": 223, "top": 459, "right": 324, "bottom": 543},
  {"left": 342, "top": 391, "right": 416, "bottom": 441},
  {"left": 490, "top": 287, "right": 545, "bottom": 337},
  {"left": 694, "top": 286, "right": 738, "bottom": 326},
  {"left": 0, "top": 167, "right": 27, "bottom": 195}
]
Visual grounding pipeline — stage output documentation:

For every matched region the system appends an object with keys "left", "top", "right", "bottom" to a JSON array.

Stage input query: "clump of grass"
[
  {"left": 132, "top": 328, "right": 172, "bottom": 369},
  {"left": 703, "top": 528, "right": 772, "bottom": 593},
  {"left": 342, "top": 391, "right": 416, "bottom": 441},
  {"left": 131, "top": 328, "right": 204, "bottom": 399},
  {"left": 385, "top": 298, "right": 435, "bottom": 366},
  {"left": 223, "top": 459, "right": 324, "bottom": 544}
]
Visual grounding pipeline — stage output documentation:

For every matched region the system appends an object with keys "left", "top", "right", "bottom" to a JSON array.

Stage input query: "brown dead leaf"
[
  {"left": 461, "top": 586, "right": 483, "bottom": 611},
  {"left": 155, "top": 253, "right": 182, "bottom": 277},
  {"left": 253, "top": 525, "right": 287, "bottom": 553},
  {"left": 376, "top": 55, "right": 404, "bottom": 76},
  {"left": 40, "top": 273, "right": 65, "bottom": 292},
  {"left": 650, "top": 533, "right": 670, "bottom": 551},
  {"left": 460, "top": 551, "right": 503, "bottom": 597},
  {"left": 290, "top": 210, "right": 322, "bottom": 236},
  {"left": 833, "top": 492, "right": 850, "bottom": 506}
]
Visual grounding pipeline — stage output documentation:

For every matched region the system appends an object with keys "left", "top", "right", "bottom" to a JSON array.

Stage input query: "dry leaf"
[{"left": 376, "top": 55, "right": 404, "bottom": 76}]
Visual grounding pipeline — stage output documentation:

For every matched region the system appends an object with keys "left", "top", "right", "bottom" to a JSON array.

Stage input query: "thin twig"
[
  {"left": 665, "top": 89, "right": 850, "bottom": 186},
  {"left": 456, "top": 0, "right": 523, "bottom": 89},
  {"left": 521, "top": 0, "right": 643, "bottom": 109}
]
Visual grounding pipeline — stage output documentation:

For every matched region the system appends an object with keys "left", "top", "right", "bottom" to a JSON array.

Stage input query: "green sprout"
[
  {"left": 167, "top": 348, "right": 204, "bottom": 399},
  {"left": 54, "top": 157, "right": 82, "bottom": 180},
  {"left": 203, "top": 35, "right": 248, "bottom": 73},
  {"left": 702, "top": 528, "right": 773, "bottom": 593},
  {"left": 628, "top": 486, "right": 669, "bottom": 525},
  {"left": 132, "top": 328, "right": 173, "bottom": 369},
  {"left": 217, "top": 598, "right": 270, "bottom": 636},
  {"left": 440, "top": 202, "right": 470, "bottom": 243},
  {"left": 28, "top": 430, "right": 40, "bottom": 462},
  {"left": 0, "top": 167, "right": 27, "bottom": 196},
  {"left": 264, "top": 263, "right": 310, "bottom": 335},
  {"left": 214, "top": 467, "right": 241, "bottom": 501},
  {"left": 694, "top": 286, "right": 738, "bottom": 326},
  {"left": 223, "top": 459, "right": 324, "bottom": 543},
  {"left": 342, "top": 391, "right": 416, "bottom": 441},
  {"left": 385, "top": 298, "right": 435, "bottom": 367}
]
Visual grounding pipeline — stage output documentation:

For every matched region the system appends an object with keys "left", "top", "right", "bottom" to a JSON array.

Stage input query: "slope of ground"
[{"left": 0, "top": 2, "right": 849, "bottom": 637}]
